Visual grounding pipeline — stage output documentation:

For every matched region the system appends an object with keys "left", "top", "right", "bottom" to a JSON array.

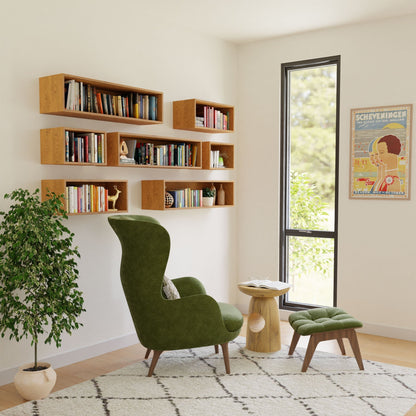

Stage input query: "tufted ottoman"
[{"left": 288, "top": 307, "right": 364, "bottom": 372}]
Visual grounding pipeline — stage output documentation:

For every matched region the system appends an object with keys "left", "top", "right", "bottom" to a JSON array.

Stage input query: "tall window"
[{"left": 280, "top": 56, "right": 340, "bottom": 309}]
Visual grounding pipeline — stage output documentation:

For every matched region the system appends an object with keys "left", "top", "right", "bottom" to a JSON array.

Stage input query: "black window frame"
[{"left": 279, "top": 55, "right": 341, "bottom": 311}]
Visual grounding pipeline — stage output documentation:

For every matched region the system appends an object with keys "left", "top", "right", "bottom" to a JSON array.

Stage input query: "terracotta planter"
[{"left": 14, "top": 362, "right": 56, "bottom": 401}]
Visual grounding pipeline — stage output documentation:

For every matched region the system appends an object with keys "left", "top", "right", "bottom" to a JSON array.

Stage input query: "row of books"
[
  {"left": 65, "top": 185, "right": 109, "bottom": 214},
  {"left": 210, "top": 150, "right": 224, "bottom": 168},
  {"left": 64, "top": 80, "right": 158, "bottom": 120},
  {"left": 196, "top": 106, "right": 230, "bottom": 130},
  {"left": 65, "top": 131, "right": 105, "bottom": 163},
  {"left": 167, "top": 188, "right": 203, "bottom": 208},
  {"left": 120, "top": 140, "right": 198, "bottom": 167}
]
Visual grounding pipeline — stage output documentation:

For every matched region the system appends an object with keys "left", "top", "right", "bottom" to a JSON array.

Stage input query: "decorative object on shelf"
[
  {"left": 165, "top": 192, "right": 174, "bottom": 208},
  {"left": 202, "top": 187, "right": 215, "bottom": 207},
  {"left": 107, "top": 132, "right": 202, "bottom": 169},
  {"left": 0, "top": 188, "right": 84, "bottom": 400},
  {"left": 217, "top": 183, "right": 225, "bottom": 205},
  {"left": 120, "top": 140, "right": 129, "bottom": 159},
  {"left": 210, "top": 183, "right": 217, "bottom": 204},
  {"left": 141, "top": 180, "right": 234, "bottom": 210},
  {"left": 108, "top": 185, "right": 122, "bottom": 211},
  {"left": 202, "top": 142, "right": 234, "bottom": 170}
]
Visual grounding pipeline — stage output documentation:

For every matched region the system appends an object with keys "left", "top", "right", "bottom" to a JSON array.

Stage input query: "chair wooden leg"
[
  {"left": 288, "top": 331, "right": 300, "bottom": 355},
  {"left": 220, "top": 343, "right": 230, "bottom": 374},
  {"left": 347, "top": 329, "right": 364, "bottom": 370},
  {"left": 337, "top": 338, "right": 346, "bottom": 355},
  {"left": 215, "top": 344, "right": 219, "bottom": 354},
  {"left": 147, "top": 350, "right": 163, "bottom": 377},
  {"left": 145, "top": 348, "right": 151, "bottom": 359},
  {"left": 302, "top": 334, "right": 318, "bottom": 372}
]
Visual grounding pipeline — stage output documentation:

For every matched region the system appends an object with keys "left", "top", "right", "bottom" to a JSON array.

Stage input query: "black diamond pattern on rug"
[{"left": 2, "top": 337, "right": 415, "bottom": 416}]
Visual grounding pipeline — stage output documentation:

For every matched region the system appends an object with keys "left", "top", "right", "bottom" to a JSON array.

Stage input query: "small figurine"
[
  {"left": 120, "top": 140, "right": 129, "bottom": 159},
  {"left": 108, "top": 185, "right": 121, "bottom": 211}
]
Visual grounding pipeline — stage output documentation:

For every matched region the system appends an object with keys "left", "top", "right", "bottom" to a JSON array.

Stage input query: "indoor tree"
[{"left": 0, "top": 188, "right": 85, "bottom": 370}]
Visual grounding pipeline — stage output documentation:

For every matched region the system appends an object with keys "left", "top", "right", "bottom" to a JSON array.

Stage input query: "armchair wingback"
[{"left": 108, "top": 215, "right": 243, "bottom": 376}]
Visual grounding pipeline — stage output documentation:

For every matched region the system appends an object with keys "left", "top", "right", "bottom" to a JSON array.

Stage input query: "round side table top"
[{"left": 237, "top": 284, "right": 290, "bottom": 298}]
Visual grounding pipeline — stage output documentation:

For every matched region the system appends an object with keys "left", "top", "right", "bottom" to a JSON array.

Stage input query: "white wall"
[
  {"left": 0, "top": 0, "right": 237, "bottom": 382},
  {"left": 237, "top": 14, "right": 416, "bottom": 341}
]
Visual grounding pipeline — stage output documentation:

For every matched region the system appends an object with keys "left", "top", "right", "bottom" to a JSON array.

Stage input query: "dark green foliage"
[
  {"left": 203, "top": 187, "right": 215, "bottom": 197},
  {"left": 0, "top": 188, "right": 85, "bottom": 370}
]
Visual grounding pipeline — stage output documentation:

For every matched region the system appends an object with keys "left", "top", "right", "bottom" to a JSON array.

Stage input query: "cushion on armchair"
[{"left": 162, "top": 276, "right": 180, "bottom": 300}]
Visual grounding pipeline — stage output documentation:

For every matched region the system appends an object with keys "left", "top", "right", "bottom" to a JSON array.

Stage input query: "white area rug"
[{"left": 2, "top": 337, "right": 415, "bottom": 416}]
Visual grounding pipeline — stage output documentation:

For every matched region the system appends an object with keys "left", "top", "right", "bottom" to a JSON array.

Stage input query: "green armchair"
[{"left": 108, "top": 215, "right": 243, "bottom": 376}]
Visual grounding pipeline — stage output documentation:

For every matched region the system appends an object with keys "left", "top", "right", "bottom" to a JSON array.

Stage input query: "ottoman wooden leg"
[
  {"left": 288, "top": 331, "right": 300, "bottom": 355},
  {"left": 347, "top": 329, "right": 364, "bottom": 370},
  {"left": 337, "top": 338, "right": 346, "bottom": 355},
  {"left": 302, "top": 334, "right": 318, "bottom": 372}
]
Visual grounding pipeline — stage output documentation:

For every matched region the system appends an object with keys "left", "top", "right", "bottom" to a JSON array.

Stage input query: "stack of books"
[
  {"left": 64, "top": 80, "right": 158, "bottom": 120},
  {"left": 167, "top": 188, "right": 203, "bottom": 208},
  {"left": 65, "top": 131, "right": 105, "bottom": 164},
  {"left": 65, "top": 185, "right": 108, "bottom": 214}
]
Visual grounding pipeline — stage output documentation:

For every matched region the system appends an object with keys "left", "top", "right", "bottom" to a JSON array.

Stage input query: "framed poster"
[{"left": 350, "top": 104, "right": 412, "bottom": 199}]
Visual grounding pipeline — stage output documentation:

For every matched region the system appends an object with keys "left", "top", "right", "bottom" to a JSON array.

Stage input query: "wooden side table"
[{"left": 238, "top": 285, "right": 290, "bottom": 353}]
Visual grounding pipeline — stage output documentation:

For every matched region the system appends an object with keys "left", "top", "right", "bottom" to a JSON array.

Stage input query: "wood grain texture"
[
  {"left": 39, "top": 73, "right": 163, "bottom": 125},
  {"left": 238, "top": 285, "right": 290, "bottom": 353},
  {"left": 40, "top": 128, "right": 107, "bottom": 166},
  {"left": 202, "top": 142, "right": 234, "bottom": 169},
  {"left": 173, "top": 98, "right": 234, "bottom": 132}
]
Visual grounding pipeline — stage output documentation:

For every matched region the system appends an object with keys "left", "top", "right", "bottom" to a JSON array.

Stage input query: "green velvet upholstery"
[
  {"left": 108, "top": 215, "right": 243, "bottom": 363},
  {"left": 289, "top": 307, "right": 363, "bottom": 336}
]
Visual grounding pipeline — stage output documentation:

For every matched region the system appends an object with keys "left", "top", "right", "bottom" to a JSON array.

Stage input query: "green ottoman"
[{"left": 288, "top": 307, "right": 364, "bottom": 372}]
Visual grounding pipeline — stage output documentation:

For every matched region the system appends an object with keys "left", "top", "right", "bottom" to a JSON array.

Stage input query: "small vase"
[
  {"left": 217, "top": 184, "right": 225, "bottom": 205},
  {"left": 14, "top": 362, "right": 57, "bottom": 400}
]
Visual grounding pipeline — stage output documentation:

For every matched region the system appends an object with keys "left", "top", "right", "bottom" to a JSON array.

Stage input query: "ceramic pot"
[
  {"left": 14, "top": 362, "right": 57, "bottom": 401},
  {"left": 202, "top": 197, "right": 214, "bottom": 207}
]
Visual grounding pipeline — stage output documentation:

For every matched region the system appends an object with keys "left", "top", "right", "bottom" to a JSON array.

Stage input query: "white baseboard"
[{"left": 0, "top": 332, "right": 139, "bottom": 386}]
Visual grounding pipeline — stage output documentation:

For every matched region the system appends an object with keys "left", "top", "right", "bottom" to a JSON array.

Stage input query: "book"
[{"left": 239, "top": 279, "right": 291, "bottom": 290}]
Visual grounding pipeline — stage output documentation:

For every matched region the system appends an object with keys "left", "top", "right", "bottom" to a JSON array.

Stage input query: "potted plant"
[
  {"left": 0, "top": 188, "right": 85, "bottom": 400},
  {"left": 202, "top": 187, "right": 215, "bottom": 207}
]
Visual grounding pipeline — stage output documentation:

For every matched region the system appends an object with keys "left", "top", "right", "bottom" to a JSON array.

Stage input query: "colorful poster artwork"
[{"left": 350, "top": 104, "right": 412, "bottom": 199}]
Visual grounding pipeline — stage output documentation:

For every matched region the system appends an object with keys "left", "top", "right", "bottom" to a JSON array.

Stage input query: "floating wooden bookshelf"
[
  {"left": 107, "top": 132, "right": 202, "bottom": 169},
  {"left": 141, "top": 180, "right": 234, "bottom": 210},
  {"left": 41, "top": 179, "right": 128, "bottom": 215},
  {"left": 40, "top": 127, "right": 107, "bottom": 165},
  {"left": 202, "top": 142, "right": 234, "bottom": 169},
  {"left": 173, "top": 99, "right": 234, "bottom": 133},
  {"left": 39, "top": 74, "right": 163, "bottom": 126}
]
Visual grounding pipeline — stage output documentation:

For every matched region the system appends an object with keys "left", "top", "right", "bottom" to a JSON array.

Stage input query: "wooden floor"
[{"left": 1, "top": 320, "right": 415, "bottom": 414}]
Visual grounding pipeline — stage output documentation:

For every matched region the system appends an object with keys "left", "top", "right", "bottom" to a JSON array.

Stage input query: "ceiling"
[{"left": 142, "top": 0, "right": 416, "bottom": 44}]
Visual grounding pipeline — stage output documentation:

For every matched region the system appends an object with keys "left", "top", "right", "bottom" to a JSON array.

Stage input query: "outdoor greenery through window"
[{"left": 280, "top": 56, "right": 339, "bottom": 309}]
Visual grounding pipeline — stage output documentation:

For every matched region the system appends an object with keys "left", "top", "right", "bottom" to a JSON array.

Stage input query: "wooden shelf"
[
  {"left": 41, "top": 179, "right": 128, "bottom": 215},
  {"left": 107, "top": 132, "right": 202, "bottom": 169},
  {"left": 39, "top": 74, "right": 163, "bottom": 126},
  {"left": 40, "top": 127, "right": 107, "bottom": 165},
  {"left": 173, "top": 99, "right": 234, "bottom": 133},
  {"left": 141, "top": 180, "right": 234, "bottom": 210},
  {"left": 202, "top": 142, "right": 234, "bottom": 169}
]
